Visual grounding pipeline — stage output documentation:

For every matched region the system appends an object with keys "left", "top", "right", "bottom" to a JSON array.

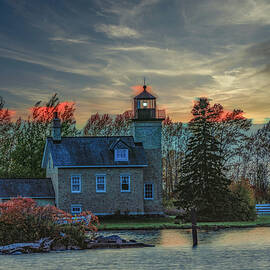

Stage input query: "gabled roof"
[
  {"left": 134, "top": 89, "right": 156, "bottom": 100},
  {"left": 109, "top": 138, "right": 131, "bottom": 151},
  {"left": 42, "top": 136, "right": 147, "bottom": 168},
  {"left": 0, "top": 178, "right": 55, "bottom": 199}
]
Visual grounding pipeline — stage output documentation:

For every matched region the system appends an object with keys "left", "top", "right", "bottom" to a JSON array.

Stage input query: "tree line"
[{"left": 1, "top": 94, "right": 270, "bottom": 210}]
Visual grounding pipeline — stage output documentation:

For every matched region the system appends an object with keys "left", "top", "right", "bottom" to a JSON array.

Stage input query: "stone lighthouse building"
[
  {"left": 132, "top": 84, "right": 164, "bottom": 214},
  {"left": 41, "top": 84, "right": 165, "bottom": 215}
]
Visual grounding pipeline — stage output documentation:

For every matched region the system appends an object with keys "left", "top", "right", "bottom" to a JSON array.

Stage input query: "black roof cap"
[{"left": 134, "top": 86, "right": 156, "bottom": 100}]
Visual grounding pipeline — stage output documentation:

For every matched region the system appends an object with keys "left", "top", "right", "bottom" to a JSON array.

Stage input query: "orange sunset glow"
[{"left": 0, "top": 0, "right": 269, "bottom": 127}]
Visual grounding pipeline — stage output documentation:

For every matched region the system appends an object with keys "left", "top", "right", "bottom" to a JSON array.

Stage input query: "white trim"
[
  {"left": 71, "top": 175, "right": 81, "bottom": 193},
  {"left": 0, "top": 197, "right": 55, "bottom": 199},
  {"left": 144, "top": 183, "right": 154, "bottom": 200},
  {"left": 56, "top": 165, "right": 147, "bottom": 168},
  {"left": 128, "top": 211, "right": 164, "bottom": 215},
  {"left": 41, "top": 139, "right": 48, "bottom": 168},
  {"left": 47, "top": 157, "right": 51, "bottom": 169},
  {"left": 96, "top": 174, "right": 106, "bottom": 193},
  {"left": 71, "top": 204, "right": 82, "bottom": 214},
  {"left": 50, "top": 153, "right": 54, "bottom": 169},
  {"left": 114, "top": 149, "right": 129, "bottom": 161},
  {"left": 127, "top": 211, "right": 145, "bottom": 215},
  {"left": 93, "top": 211, "right": 164, "bottom": 216},
  {"left": 120, "top": 175, "right": 130, "bottom": 192},
  {"left": 93, "top": 212, "right": 114, "bottom": 216},
  {"left": 47, "top": 153, "right": 54, "bottom": 169}
]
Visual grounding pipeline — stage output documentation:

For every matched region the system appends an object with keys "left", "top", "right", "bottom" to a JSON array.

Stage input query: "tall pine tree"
[{"left": 175, "top": 98, "right": 231, "bottom": 221}]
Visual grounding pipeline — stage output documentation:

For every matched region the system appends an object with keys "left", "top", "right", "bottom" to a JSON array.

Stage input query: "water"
[{"left": 1, "top": 228, "right": 270, "bottom": 270}]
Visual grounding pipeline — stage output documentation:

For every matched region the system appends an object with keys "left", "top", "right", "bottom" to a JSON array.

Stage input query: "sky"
[{"left": 0, "top": 0, "right": 269, "bottom": 127}]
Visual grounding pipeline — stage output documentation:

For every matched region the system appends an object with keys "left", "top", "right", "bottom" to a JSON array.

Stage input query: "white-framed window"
[
  {"left": 96, "top": 174, "right": 106, "bottom": 192},
  {"left": 144, "top": 183, "right": 154, "bottom": 200},
  {"left": 71, "top": 175, "right": 81, "bottom": 193},
  {"left": 114, "top": 149, "right": 128, "bottom": 161},
  {"left": 71, "top": 204, "right": 82, "bottom": 215},
  {"left": 120, "top": 175, "right": 130, "bottom": 192}
]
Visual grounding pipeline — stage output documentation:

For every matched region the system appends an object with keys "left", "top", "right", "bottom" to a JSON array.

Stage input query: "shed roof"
[
  {"left": 0, "top": 178, "right": 55, "bottom": 199},
  {"left": 42, "top": 136, "right": 147, "bottom": 168}
]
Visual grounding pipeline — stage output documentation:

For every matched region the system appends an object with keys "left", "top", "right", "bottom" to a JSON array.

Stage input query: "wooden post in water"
[{"left": 191, "top": 208, "right": 198, "bottom": 247}]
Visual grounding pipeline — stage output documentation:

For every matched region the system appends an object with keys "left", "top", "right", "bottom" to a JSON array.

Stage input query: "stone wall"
[
  {"left": 143, "top": 149, "right": 163, "bottom": 213},
  {"left": 46, "top": 167, "right": 59, "bottom": 206},
  {"left": 131, "top": 120, "right": 162, "bottom": 150},
  {"left": 131, "top": 120, "right": 164, "bottom": 214},
  {"left": 57, "top": 167, "right": 144, "bottom": 215}
]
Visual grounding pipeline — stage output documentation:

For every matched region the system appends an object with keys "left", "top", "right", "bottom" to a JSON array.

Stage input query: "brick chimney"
[{"left": 52, "top": 111, "right": 61, "bottom": 143}]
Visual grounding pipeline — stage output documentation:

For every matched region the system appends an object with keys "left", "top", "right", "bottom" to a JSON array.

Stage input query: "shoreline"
[
  {"left": 99, "top": 223, "right": 270, "bottom": 231},
  {"left": 0, "top": 235, "right": 154, "bottom": 255},
  {"left": 97, "top": 215, "right": 270, "bottom": 231},
  {"left": 2, "top": 223, "right": 270, "bottom": 255}
]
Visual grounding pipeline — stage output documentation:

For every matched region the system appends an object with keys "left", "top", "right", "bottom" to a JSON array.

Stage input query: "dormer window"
[{"left": 115, "top": 149, "right": 128, "bottom": 161}]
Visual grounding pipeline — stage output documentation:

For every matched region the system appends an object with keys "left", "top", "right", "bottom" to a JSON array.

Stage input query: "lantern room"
[{"left": 133, "top": 84, "right": 156, "bottom": 120}]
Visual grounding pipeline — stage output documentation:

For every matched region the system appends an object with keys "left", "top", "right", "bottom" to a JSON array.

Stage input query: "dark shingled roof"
[
  {"left": 134, "top": 89, "right": 156, "bottom": 100},
  {"left": 0, "top": 178, "right": 55, "bottom": 198},
  {"left": 42, "top": 136, "right": 147, "bottom": 168}
]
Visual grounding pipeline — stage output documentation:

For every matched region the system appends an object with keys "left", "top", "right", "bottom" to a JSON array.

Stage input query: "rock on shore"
[
  {"left": 0, "top": 235, "right": 154, "bottom": 255},
  {"left": 85, "top": 235, "right": 154, "bottom": 249}
]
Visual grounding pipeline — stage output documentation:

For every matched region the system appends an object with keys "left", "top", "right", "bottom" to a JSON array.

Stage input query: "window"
[
  {"left": 71, "top": 204, "right": 82, "bottom": 215},
  {"left": 71, "top": 175, "right": 81, "bottom": 193},
  {"left": 144, "top": 183, "right": 154, "bottom": 199},
  {"left": 120, "top": 175, "right": 130, "bottom": 192},
  {"left": 114, "top": 149, "right": 128, "bottom": 161},
  {"left": 96, "top": 174, "right": 106, "bottom": 192}
]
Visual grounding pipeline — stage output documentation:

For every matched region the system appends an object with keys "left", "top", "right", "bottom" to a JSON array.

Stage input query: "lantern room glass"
[{"left": 136, "top": 99, "right": 155, "bottom": 109}]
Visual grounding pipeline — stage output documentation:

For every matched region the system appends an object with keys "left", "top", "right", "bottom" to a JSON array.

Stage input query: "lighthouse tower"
[{"left": 131, "top": 84, "right": 165, "bottom": 214}]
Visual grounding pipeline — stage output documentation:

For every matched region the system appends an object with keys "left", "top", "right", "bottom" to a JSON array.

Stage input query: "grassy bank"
[{"left": 97, "top": 215, "right": 270, "bottom": 230}]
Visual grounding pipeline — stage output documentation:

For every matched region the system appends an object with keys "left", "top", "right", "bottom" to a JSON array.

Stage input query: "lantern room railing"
[
  {"left": 126, "top": 109, "right": 166, "bottom": 120},
  {"left": 157, "top": 109, "right": 166, "bottom": 119}
]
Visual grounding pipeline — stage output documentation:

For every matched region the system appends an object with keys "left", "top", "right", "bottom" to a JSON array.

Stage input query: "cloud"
[
  {"left": 49, "top": 37, "right": 92, "bottom": 44},
  {"left": 1, "top": 0, "right": 270, "bottom": 125},
  {"left": 95, "top": 24, "right": 140, "bottom": 38},
  {"left": 110, "top": 46, "right": 163, "bottom": 52},
  {"left": 183, "top": 0, "right": 270, "bottom": 27},
  {"left": 0, "top": 46, "right": 103, "bottom": 77}
]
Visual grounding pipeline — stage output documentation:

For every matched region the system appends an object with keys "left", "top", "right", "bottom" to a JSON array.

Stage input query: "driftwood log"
[{"left": 0, "top": 238, "right": 54, "bottom": 255}]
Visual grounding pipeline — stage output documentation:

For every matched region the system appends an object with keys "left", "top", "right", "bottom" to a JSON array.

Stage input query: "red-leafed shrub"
[{"left": 0, "top": 197, "right": 99, "bottom": 246}]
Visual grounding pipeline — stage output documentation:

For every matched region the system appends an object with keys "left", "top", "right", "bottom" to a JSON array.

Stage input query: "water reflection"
[
  {"left": 2, "top": 229, "right": 270, "bottom": 270},
  {"left": 159, "top": 230, "right": 190, "bottom": 247},
  {"left": 101, "top": 227, "right": 270, "bottom": 248},
  {"left": 193, "top": 227, "right": 270, "bottom": 248}
]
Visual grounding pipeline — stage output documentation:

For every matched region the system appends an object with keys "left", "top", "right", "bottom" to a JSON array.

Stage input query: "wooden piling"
[{"left": 191, "top": 208, "right": 198, "bottom": 247}]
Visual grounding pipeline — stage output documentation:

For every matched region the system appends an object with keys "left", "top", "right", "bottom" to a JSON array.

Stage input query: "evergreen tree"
[{"left": 175, "top": 98, "right": 231, "bottom": 220}]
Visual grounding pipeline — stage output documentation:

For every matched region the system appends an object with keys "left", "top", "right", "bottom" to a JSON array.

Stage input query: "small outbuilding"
[{"left": 0, "top": 178, "right": 55, "bottom": 206}]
